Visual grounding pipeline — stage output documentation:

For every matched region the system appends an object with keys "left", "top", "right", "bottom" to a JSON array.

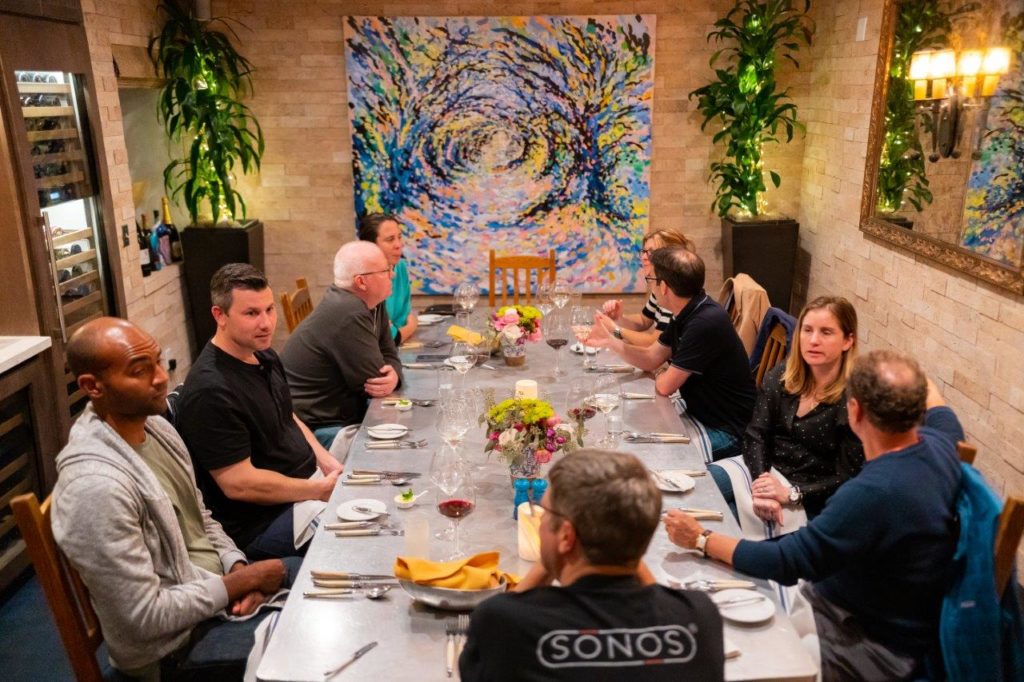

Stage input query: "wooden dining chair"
[
  {"left": 995, "top": 497, "right": 1024, "bottom": 597},
  {"left": 11, "top": 493, "right": 104, "bottom": 682},
  {"left": 956, "top": 441, "right": 978, "bottom": 465},
  {"left": 488, "top": 250, "right": 556, "bottom": 308},
  {"left": 754, "top": 321, "right": 788, "bottom": 387},
  {"left": 280, "top": 277, "right": 314, "bottom": 333}
]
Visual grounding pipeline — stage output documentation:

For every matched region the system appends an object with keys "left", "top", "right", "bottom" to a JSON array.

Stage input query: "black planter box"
[
  {"left": 181, "top": 221, "right": 264, "bottom": 358},
  {"left": 721, "top": 217, "right": 799, "bottom": 313}
]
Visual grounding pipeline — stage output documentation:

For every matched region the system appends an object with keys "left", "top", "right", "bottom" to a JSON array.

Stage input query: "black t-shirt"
[
  {"left": 176, "top": 342, "right": 316, "bottom": 548},
  {"left": 459, "top": 575, "right": 724, "bottom": 682},
  {"left": 658, "top": 291, "right": 756, "bottom": 438}
]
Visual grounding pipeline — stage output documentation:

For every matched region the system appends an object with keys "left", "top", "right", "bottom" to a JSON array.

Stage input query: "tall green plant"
[
  {"left": 690, "top": 0, "right": 813, "bottom": 218},
  {"left": 149, "top": 0, "right": 264, "bottom": 225},
  {"left": 876, "top": 1, "right": 976, "bottom": 213}
]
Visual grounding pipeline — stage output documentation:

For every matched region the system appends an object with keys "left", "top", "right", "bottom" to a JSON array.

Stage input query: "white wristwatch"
[{"left": 695, "top": 529, "right": 713, "bottom": 557}]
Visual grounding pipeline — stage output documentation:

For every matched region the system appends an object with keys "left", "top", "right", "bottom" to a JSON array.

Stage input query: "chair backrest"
[
  {"left": 164, "top": 382, "right": 186, "bottom": 429},
  {"left": 281, "top": 277, "right": 314, "bottom": 333},
  {"left": 754, "top": 322, "right": 788, "bottom": 387},
  {"left": 995, "top": 497, "right": 1024, "bottom": 597},
  {"left": 956, "top": 441, "right": 978, "bottom": 465},
  {"left": 11, "top": 493, "right": 104, "bottom": 682},
  {"left": 488, "top": 250, "right": 556, "bottom": 308}
]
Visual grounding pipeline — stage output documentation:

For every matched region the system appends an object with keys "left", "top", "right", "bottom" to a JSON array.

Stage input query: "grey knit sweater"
[{"left": 51, "top": 405, "right": 246, "bottom": 671}]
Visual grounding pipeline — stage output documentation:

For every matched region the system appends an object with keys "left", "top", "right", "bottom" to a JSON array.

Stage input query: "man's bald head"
[
  {"left": 67, "top": 317, "right": 149, "bottom": 378},
  {"left": 333, "top": 240, "right": 388, "bottom": 289},
  {"left": 848, "top": 349, "right": 927, "bottom": 433}
]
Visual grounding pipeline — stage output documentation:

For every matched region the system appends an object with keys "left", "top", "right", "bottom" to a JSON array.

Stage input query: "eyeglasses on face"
[
  {"left": 640, "top": 248, "right": 652, "bottom": 257},
  {"left": 644, "top": 276, "right": 660, "bottom": 284},
  {"left": 357, "top": 266, "right": 395, "bottom": 278}
]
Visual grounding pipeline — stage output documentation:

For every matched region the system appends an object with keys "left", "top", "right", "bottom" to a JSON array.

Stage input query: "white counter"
[{"left": 0, "top": 336, "right": 52, "bottom": 375}]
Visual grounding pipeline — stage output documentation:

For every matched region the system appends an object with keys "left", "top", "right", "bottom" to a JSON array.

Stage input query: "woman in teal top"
[{"left": 359, "top": 213, "right": 417, "bottom": 343}]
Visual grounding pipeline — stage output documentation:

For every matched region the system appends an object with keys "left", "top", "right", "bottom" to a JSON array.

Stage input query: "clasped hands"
[
  {"left": 364, "top": 364, "right": 399, "bottom": 398},
  {"left": 750, "top": 473, "right": 791, "bottom": 525}
]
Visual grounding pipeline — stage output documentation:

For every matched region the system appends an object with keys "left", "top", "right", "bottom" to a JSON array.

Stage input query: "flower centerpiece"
[
  {"left": 482, "top": 397, "right": 580, "bottom": 478},
  {"left": 489, "top": 305, "right": 542, "bottom": 366}
]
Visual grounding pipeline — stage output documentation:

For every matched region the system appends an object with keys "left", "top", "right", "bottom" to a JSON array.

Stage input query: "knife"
[
  {"left": 342, "top": 478, "right": 384, "bottom": 485},
  {"left": 313, "top": 578, "right": 398, "bottom": 588},
  {"left": 351, "top": 469, "right": 421, "bottom": 478},
  {"left": 403, "top": 362, "right": 438, "bottom": 369},
  {"left": 322, "top": 521, "right": 376, "bottom": 531},
  {"left": 311, "top": 570, "right": 395, "bottom": 581},
  {"left": 324, "top": 641, "right": 378, "bottom": 678},
  {"left": 620, "top": 392, "right": 655, "bottom": 400}
]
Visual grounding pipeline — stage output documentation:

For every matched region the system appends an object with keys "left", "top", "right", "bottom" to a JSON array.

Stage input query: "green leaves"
[
  {"left": 689, "top": 0, "right": 812, "bottom": 217},
  {"left": 149, "top": 0, "right": 263, "bottom": 225}
]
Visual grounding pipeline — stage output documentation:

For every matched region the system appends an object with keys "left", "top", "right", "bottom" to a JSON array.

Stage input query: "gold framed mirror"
[{"left": 861, "top": 0, "right": 1024, "bottom": 295}]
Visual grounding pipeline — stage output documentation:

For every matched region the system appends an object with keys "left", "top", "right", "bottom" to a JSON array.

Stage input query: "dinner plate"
[
  {"left": 336, "top": 498, "right": 388, "bottom": 521},
  {"left": 654, "top": 470, "right": 696, "bottom": 493},
  {"left": 367, "top": 423, "right": 410, "bottom": 440},
  {"left": 418, "top": 314, "right": 445, "bottom": 325},
  {"left": 569, "top": 342, "right": 599, "bottom": 355},
  {"left": 712, "top": 589, "right": 775, "bottom": 625}
]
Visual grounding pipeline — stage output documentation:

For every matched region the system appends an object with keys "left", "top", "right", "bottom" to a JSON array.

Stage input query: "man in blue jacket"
[{"left": 666, "top": 349, "right": 964, "bottom": 680}]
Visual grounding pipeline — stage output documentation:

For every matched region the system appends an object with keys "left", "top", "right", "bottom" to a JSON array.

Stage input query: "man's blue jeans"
[{"left": 244, "top": 505, "right": 309, "bottom": 561}]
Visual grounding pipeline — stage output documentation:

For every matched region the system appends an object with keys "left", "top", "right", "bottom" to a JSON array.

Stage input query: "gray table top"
[{"left": 257, "top": 321, "right": 817, "bottom": 681}]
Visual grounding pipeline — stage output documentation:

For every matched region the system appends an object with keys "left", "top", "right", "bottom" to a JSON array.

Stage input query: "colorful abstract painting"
[{"left": 344, "top": 15, "right": 655, "bottom": 294}]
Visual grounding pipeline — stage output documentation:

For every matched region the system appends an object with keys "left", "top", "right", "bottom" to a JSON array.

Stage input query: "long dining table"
[{"left": 256, "top": 319, "right": 818, "bottom": 681}]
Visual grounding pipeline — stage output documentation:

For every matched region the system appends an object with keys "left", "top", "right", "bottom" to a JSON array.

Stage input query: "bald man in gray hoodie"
[{"left": 51, "top": 317, "right": 297, "bottom": 678}]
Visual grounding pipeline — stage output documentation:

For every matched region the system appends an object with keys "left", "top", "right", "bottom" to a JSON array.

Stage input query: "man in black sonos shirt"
[{"left": 459, "top": 449, "right": 723, "bottom": 682}]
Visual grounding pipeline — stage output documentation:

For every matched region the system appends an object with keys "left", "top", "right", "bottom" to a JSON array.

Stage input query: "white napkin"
[{"left": 292, "top": 470, "right": 328, "bottom": 549}]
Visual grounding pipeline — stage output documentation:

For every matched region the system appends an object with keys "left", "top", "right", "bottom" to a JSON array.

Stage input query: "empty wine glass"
[
  {"left": 448, "top": 341, "right": 475, "bottom": 385},
  {"left": 455, "top": 281, "right": 479, "bottom": 313},
  {"left": 536, "top": 281, "right": 555, "bottom": 317},
  {"left": 552, "top": 279, "right": 571, "bottom": 310},
  {"left": 587, "top": 377, "right": 623, "bottom": 447},
  {"left": 543, "top": 311, "right": 570, "bottom": 378},
  {"left": 436, "top": 396, "right": 474, "bottom": 447},
  {"left": 570, "top": 306, "right": 595, "bottom": 370}
]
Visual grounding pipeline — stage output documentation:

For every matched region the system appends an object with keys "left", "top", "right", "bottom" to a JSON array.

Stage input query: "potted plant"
[
  {"left": 690, "top": 0, "right": 813, "bottom": 312},
  {"left": 488, "top": 305, "right": 543, "bottom": 366},
  {"left": 149, "top": 0, "right": 266, "bottom": 353}
]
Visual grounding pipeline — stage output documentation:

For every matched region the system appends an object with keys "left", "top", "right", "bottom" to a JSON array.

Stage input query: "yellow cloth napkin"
[
  {"left": 446, "top": 325, "right": 484, "bottom": 345},
  {"left": 394, "top": 551, "right": 519, "bottom": 589}
]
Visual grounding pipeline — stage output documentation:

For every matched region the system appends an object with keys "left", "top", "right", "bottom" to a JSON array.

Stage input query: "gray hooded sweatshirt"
[{"left": 51, "top": 405, "right": 247, "bottom": 671}]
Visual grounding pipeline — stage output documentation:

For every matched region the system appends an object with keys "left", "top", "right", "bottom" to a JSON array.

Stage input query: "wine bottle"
[
  {"left": 154, "top": 206, "right": 172, "bottom": 265},
  {"left": 137, "top": 217, "right": 152, "bottom": 277},
  {"left": 162, "top": 196, "right": 183, "bottom": 262}
]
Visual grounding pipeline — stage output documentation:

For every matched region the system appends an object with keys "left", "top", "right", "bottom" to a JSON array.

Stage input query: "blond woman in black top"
[{"left": 710, "top": 296, "right": 864, "bottom": 529}]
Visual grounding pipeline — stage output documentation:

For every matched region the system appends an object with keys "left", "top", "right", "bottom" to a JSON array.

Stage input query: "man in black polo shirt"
[
  {"left": 460, "top": 449, "right": 723, "bottom": 681},
  {"left": 589, "top": 247, "right": 755, "bottom": 460},
  {"left": 176, "top": 264, "right": 342, "bottom": 560}
]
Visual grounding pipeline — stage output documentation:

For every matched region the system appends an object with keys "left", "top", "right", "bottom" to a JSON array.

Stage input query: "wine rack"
[
  {"left": 16, "top": 70, "right": 110, "bottom": 417},
  {"left": 0, "top": 387, "right": 38, "bottom": 591}
]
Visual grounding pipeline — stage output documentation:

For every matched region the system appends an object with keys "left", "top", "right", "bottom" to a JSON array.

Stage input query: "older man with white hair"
[{"left": 282, "top": 240, "right": 403, "bottom": 447}]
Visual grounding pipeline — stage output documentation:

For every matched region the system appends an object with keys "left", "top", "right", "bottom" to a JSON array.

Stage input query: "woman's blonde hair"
[
  {"left": 644, "top": 229, "right": 695, "bottom": 253},
  {"left": 782, "top": 296, "right": 858, "bottom": 403}
]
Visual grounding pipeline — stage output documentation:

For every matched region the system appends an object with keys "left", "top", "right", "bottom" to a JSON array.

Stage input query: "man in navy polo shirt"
[{"left": 589, "top": 246, "right": 756, "bottom": 460}]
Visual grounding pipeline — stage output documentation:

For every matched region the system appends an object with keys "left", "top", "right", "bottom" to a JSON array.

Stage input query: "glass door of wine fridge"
[{"left": 15, "top": 69, "right": 112, "bottom": 414}]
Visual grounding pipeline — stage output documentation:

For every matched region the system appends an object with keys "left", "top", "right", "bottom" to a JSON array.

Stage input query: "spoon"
[
  {"left": 365, "top": 584, "right": 393, "bottom": 600},
  {"left": 389, "top": 477, "right": 411, "bottom": 486}
]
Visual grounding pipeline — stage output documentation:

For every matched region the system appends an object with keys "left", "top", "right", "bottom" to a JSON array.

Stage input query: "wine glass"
[
  {"left": 448, "top": 341, "right": 475, "bottom": 385},
  {"left": 433, "top": 455, "right": 475, "bottom": 559},
  {"left": 565, "top": 376, "right": 596, "bottom": 445},
  {"left": 455, "top": 281, "right": 479, "bottom": 313},
  {"left": 552, "top": 278, "right": 571, "bottom": 310},
  {"left": 570, "top": 306, "right": 595, "bottom": 370},
  {"left": 436, "top": 396, "right": 474, "bottom": 447},
  {"left": 543, "top": 311, "right": 570, "bottom": 378},
  {"left": 430, "top": 444, "right": 464, "bottom": 541},
  {"left": 536, "top": 281, "right": 555, "bottom": 317},
  {"left": 587, "top": 377, "right": 623, "bottom": 447}
]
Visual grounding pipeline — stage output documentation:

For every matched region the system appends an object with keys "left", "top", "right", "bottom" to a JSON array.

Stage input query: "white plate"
[
  {"left": 569, "top": 342, "right": 599, "bottom": 355},
  {"left": 655, "top": 471, "right": 696, "bottom": 493},
  {"left": 336, "top": 498, "right": 388, "bottom": 521},
  {"left": 712, "top": 589, "right": 775, "bottom": 624},
  {"left": 367, "top": 423, "right": 410, "bottom": 440},
  {"left": 418, "top": 314, "right": 445, "bottom": 324}
]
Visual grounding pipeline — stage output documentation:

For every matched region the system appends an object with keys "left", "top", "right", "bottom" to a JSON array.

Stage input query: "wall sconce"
[{"left": 909, "top": 46, "right": 1011, "bottom": 161}]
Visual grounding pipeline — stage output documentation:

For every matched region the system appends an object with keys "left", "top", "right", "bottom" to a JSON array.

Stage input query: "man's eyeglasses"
[
  {"left": 357, "top": 266, "right": 395, "bottom": 278},
  {"left": 535, "top": 501, "right": 569, "bottom": 523},
  {"left": 644, "top": 276, "right": 660, "bottom": 284}
]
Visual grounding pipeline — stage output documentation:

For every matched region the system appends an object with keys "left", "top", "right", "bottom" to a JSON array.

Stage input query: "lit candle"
[
  {"left": 517, "top": 502, "right": 544, "bottom": 561},
  {"left": 515, "top": 379, "right": 538, "bottom": 399}
]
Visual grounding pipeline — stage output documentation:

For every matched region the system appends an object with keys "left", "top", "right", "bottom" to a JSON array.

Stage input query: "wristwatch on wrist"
[
  {"left": 612, "top": 326, "right": 624, "bottom": 340},
  {"left": 695, "top": 529, "right": 714, "bottom": 557},
  {"left": 788, "top": 485, "right": 803, "bottom": 504}
]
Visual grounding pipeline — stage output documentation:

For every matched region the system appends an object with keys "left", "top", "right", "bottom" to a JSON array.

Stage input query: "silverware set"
[
  {"left": 620, "top": 392, "right": 656, "bottom": 400},
  {"left": 587, "top": 364, "right": 634, "bottom": 373},
  {"left": 366, "top": 439, "right": 428, "bottom": 449},
  {"left": 625, "top": 432, "right": 691, "bottom": 444},
  {"left": 350, "top": 469, "right": 421, "bottom": 479},
  {"left": 307, "top": 571, "right": 397, "bottom": 600},
  {"left": 445, "top": 614, "right": 470, "bottom": 678},
  {"left": 669, "top": 578, "right": 757, "bottom": 592}
]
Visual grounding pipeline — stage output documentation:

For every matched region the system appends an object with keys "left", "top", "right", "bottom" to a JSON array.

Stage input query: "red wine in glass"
[
  {"left": 438, "top": 498, "right": 475, "bottom": 519},
  {"left": 545, "top": 338, "right": 568, "bottom": 350}
]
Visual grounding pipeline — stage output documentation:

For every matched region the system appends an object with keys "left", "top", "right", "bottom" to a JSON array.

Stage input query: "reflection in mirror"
[{"left": 863, "top": 0, "right": 1024, "bottom": 294}]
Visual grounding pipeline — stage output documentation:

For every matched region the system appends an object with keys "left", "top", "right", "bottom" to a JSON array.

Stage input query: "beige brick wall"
[
  {"left": 799, "top": 0, "right": 1024, "bottom": 566},
  {"left": 81, "top": 0, "right": 194, "bottom": 382}
]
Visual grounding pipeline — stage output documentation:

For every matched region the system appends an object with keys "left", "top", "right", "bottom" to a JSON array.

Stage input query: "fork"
[
  {"left": 351, "top": 506, "right": 391, "bottom": 517},
  {"left": 366, "top": 439, "right": 428, "bottom": 449},
  {"left": 456, "top": 613, "right": 470, "bottom": 661},
  {"left": 445, "top": 620, "right": 457, "bottom": 677}
]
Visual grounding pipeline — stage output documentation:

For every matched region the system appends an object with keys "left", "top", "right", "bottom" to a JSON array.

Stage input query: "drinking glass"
[
  {"left": 436, "top": 396, "right": 474, "bottom": 447},
  {"left": 432, "top": 454, "right": 475, "bottom": 559},
  {"left": 570, "top": 306, "right": 595, "bottom": 369},
  {"left": 448, "top": 341, "right": 475, "bottom": 385},
  {"left": 536, "top": 281, "right": 555, "bottom": 317},
  {"left": 587, "top": 377, "right": 623, "bottom": 447},
  {"left": 430, "top": 444, "right": 464, "bottom": 541},
  {"left": 455, "top": 281, "right": 479, "bottom": 313},
  {"left": 564, "top": 377, "right": 596, "bottom": 445},
  {"left": 552, "top": 278, "right": 571, "bottom": 310},
  {"left": 543, "top": 311, "right": 570, "bottom": 378}
]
